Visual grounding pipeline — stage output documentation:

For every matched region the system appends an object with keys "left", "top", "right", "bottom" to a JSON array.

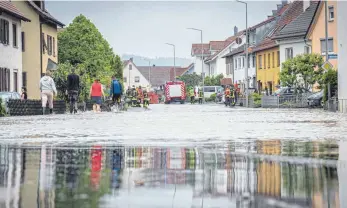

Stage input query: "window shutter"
[
  {"left": 53, "top": 37, "right": 56, "bottom": 56},
  {"left": 22, "top": 72, "right": 27, "bottom": 88},
  {"left": 21, "top": 32, "right": 25, "bottom": 52},
  {"left": 0, "top": 19, "right": 3, "bottom": 43},
  {"left": 5, "top": 20, "right": 9, "bottom": 45}
]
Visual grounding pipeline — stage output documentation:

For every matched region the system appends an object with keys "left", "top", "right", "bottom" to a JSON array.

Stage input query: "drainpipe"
[{"left": 40, "top": 22, "right": 43, "bottom": 77}]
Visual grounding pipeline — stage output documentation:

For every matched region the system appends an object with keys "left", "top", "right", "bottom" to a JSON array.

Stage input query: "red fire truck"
[{"left": 164, "top": 81, "right": 186, "bottom": 104}]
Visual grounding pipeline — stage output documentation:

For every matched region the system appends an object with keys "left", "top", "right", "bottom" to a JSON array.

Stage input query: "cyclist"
[
  {"left": 67, "top": 68, "right": 80, "bottom": 114},
  {"left": 110, "top": 76, "right": 123, "bottom": 108}
]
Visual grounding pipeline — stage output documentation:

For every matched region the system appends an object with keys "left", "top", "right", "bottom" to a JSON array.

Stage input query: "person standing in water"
[
  {"left": 39, "top": 70, "right": 57, "bottom": 115},
  {"left": 89, "top": 78, "right": 105, "bottom": 112}
]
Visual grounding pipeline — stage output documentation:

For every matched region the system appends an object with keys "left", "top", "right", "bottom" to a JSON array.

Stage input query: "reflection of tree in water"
[{"left": 54, "top": 149, "right": 111, "bottom": 208}]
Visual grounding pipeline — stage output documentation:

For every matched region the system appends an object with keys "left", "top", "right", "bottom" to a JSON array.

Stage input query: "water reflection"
[{"left": 0, "top": 140, "right": 343, "bottom": 208}]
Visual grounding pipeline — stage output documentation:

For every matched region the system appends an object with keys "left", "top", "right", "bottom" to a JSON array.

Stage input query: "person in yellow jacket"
[
  {"left": 189, "top": 88, "right": 195, "bottom": 104},
  {"left": 198, "top": 88, "right": 204, "bottom": 104}
]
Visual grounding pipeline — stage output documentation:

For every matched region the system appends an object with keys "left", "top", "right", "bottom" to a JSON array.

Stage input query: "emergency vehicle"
[{"left": 164, "top": 81, "right": 186, "bottom": 104}]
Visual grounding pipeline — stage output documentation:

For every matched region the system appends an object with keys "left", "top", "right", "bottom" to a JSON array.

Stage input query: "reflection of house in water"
[
  {"left": 0, "top": 147, "right": 22, "bottom": 208},
  {"left": 124, "top": 147, "right": 153, "bottom": 169}
]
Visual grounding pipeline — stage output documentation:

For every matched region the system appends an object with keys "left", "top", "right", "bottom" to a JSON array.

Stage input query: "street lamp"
[
  {"left": 236, "top": 0, "right": 249, "bottom": 107},
  {"left": 165, "top": 43, "right": 176, "bottom": 81},
  {"left": 187, "top": 27, "right": 205, "bottom": 103},
  {"left": 141, "top": 58, "right": 151, "bottom": 87}
]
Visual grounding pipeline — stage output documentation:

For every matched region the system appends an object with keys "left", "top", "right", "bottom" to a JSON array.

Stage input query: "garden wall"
[{"left": 7, "top": 100, "right": 66, "bottom": 116}]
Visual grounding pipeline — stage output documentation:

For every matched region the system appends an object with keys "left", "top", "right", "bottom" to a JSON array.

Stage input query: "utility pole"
[
  {"left": 236, "top": 0, "right": 248, "bottom": 107},
  {"left": 187, "top": 28, "right": 205, "bottom": 103},
  {"left": 325, "top": 0, "right": 331, "bottom": 101}
]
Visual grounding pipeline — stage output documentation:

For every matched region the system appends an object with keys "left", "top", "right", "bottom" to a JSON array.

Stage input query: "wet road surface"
[{"left": 0, "top": 104, "right": 347, "bottom": 208}]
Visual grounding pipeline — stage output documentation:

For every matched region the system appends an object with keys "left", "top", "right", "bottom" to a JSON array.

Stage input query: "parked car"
[
  {"left": 203, "top": 86, "right": 223, "bottom": 99},
  {"left": 307, "top": 90, "right": 324, "bottom": 107},
  {"left": 273, "top": 87, "right": 310, "bottom": 97},
  {"left": 0, "top": 92, "right": 21, "bottom": 114}
]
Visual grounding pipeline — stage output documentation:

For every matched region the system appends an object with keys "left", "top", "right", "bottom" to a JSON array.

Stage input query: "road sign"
[
  {"left": 328, "top": 54, "right": 338, "bottom": 59},
  {"left": 236, "top": 37, "right": 242, "bottom": 44},
  {"left": 322, "top": 61, "right": 333, "bottom": 71}
]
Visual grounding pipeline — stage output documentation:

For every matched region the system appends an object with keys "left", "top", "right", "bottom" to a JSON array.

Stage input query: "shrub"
[
  {"left": 210, "top": 93, "right": 216, "bottom": 101},
  {"left": 0, "top": 98, "right": 6, "bottom": 117},
  {"left": 249, "top": 93, "right": 262, "bottom": 107}
]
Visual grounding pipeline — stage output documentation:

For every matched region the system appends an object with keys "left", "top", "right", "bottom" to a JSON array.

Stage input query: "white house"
[
  {"left": 338, "top": 1, "right": 347, "bottom": 112},
  {"left": 0, "top": 2, "right": 30, "bottom": 93},
  {"left": 122, "top": 58, "right": 150, "bottom": 89},
  {"left": 273, "top": 1, "right": 318, "bottom": 71},
  {"left": 191, "top": 43, "right": 210, "bottom": 75}
]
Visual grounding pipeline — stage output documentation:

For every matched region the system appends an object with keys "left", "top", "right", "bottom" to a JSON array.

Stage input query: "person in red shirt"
[{"left": 89, "top": 78, "right": 105, "bottom": 112}]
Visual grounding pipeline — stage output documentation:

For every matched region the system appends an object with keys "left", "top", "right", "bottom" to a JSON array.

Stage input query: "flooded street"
[{"left": 1, "top": 104, "right": 347, "bottom": 207}]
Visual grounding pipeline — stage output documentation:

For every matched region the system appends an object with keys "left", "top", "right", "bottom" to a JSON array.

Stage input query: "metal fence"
[{"left": 261, "top": 93, "right": 313, "bottom": 108}]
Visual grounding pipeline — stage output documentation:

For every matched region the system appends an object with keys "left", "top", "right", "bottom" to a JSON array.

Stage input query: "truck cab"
[{"left": 164, "top": 81, "right": 186, "bottom": 104}]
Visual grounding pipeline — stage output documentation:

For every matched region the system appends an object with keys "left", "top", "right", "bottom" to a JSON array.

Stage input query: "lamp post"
[
  {"left": 165, "top": 43, "right": 176, "bottom": 81},
  {"left": 236, "top": 0, "right": 248, "bottom": 107},
  {"left": 187, "top": 27, "right": 205, "bottom": 103}
]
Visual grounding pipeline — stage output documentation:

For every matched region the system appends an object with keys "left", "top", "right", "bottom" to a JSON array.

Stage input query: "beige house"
[{"left": 12, "top": 0, "right": 64, "bottom": 99}]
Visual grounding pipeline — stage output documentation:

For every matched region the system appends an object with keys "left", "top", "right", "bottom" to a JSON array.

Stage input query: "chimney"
[
  {"left": 303, "top": 0, "right": 310, "bottom": 11},
  {"left": 234, "top": 26, "right": 238, "bottom": 36},
  {"left": 281, "top": 0, "right": 288, "bottom": 5}
]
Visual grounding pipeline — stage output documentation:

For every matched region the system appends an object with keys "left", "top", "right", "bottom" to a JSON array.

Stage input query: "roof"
[
  {"left": 273, "top": 2, "right": 319, "bottom": 40},
  {"left": 249, "top": 17, "right": 275, "bottom": 30},
  {"left": 27, "top": 1, "right": 64, "bottom": 27},
  {"left": 305, "top": 1, "right": 323, "bottom": 39},
  {"left": 137, "top": 66, "right": 171, "bottom": 87},
  {"left": 209, "top": 41, "right": 229, "bottom": 51},
  {"left": 170, "top": 66, "right": 191, "bottom": 81},
  {"left": 191, "top": 43, "right": 210, "bottom": 56},
  {"left": 222, "top": 45, "right": 246, "bottom": 58},
  {"left": 0, "top": 1, "right": 30, "bottom": 22},
  {"left": 252, "top": 0, "right": 304, "bottom": 52}
]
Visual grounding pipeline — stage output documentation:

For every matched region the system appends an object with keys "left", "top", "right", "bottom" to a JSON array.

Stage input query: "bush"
[
  {"left": 210, "top": 93, "right": 216, "bottom": 101},
  {"left": 249, "top": 93, "right": 262, "bottom": 106},
  {"left": 0, "top": 98, "right": 6, "bottom": 117}
]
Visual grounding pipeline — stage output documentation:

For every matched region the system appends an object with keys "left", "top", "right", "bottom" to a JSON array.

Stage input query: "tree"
[
  {"left": 203, "top": 74, "right": 224, "bottom": 86},
  {"left": 279, "top": 54, "right": 324, "bottom": 91},
  {"left": 56, "top": 15, "right": 123, "bottom": 100},
  {"left": 321, "top": 68, "right": 337, "bottom": 102},
  {"left": 177, "top": 73, "right": 202, "bottom": 87}
]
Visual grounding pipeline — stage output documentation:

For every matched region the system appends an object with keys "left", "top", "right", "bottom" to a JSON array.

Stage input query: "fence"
[
  {"left": 261, "top": 93, "right": 313, "bottom": 108},
  {"left": 7, "top": 100, "right": 66, "bottom": 116}
]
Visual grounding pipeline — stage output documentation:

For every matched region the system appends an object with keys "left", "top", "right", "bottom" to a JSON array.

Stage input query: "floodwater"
[{"left": 1, "top": 104, "right": 347, "bottom": 208}]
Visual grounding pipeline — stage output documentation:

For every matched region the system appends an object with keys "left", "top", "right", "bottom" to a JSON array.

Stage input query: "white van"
[{"left": 203, "top": 86, "right": 223, "bottom": 98}]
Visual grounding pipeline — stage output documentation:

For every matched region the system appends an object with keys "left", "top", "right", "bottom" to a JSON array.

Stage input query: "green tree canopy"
[
  {"left": 177, "top": 73, "right": 202, "bottom": 87},
  {"left": 279, "top": 53, "right": 324, "bottom": 91}
]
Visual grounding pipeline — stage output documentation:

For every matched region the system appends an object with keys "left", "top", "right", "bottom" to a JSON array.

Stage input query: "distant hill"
[{"left": 122, "top": 54, "right": 192, "bottom": 67}]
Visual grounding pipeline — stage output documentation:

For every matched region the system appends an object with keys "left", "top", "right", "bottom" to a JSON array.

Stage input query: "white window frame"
[
  {"left": 135, "top": 76, "right": 140, "bottom": 83},
  {"left": 304, "top": 46, "right": 310, "bottom": 54},
  {"left": 285, "top": 47, "right": 293, "bottom": 60},
  {"left": 329, "top": 6, "right": 334, "bottom": 21}
]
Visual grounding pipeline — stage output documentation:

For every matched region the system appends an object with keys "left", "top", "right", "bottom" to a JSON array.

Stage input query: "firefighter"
[
  {"left": 189, "top": 88, "right": 195, "bottom": 104},
  {"left": 231, "top": 87, "right": 236, "bottom": 106},
  {"left": 131, "top": 86, "right": 138, "bottom": 107},
  {"left": 224, "top": 86, "right": 231, "bottom": 106},
  {"left": 198, "top": 88, "right": 204, "bottom": 104},
  {"left": 143, "top": 89, "right": 149, "bottom": 108},
  {"left": 137, "top": 86, "right": 143, "bottom": 107}
]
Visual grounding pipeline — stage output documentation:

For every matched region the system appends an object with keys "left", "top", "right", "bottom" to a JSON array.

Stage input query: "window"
[
  {"left": 264, "top": 54, "right": 266, "bottom": 69},
  {"left": 0, "top": 19, "right": 10, "bottom": 45},
  {"left": 329, "top": 6, "right": 334, "bottom": 21},
  {"left": 285, "top": 48, "right": 293, "bottom": 60},
  {"left": 320, "top": 38, "right": 334, "bottom": 54},
  {"left": 21, "top": 32, "right": 25, "bottom": 52},
  {"left": 242, "top": 57, "right": 244, "bottom": 68},
  {"left": 53, "top": 37, "right": 56, "bottom": 57},
  {"left": 12, "top": 24, "right": 17, "bottom": 47},
  {"left": 272, "top": 52, "right": 275, "bottom": 68},
  {"left": 47, "top": 35, "right": 53, "bottom": 55},
  {"left": 13, "top": 71, "right": 18, "bottom": 92},
  {"left": 22, "top": 72, "right": 27, "bottom": 88},
  {"left": 129, "top": 64, "right": 132, "bottom": 70},
  {"left": 268, "top": 53, "right": 271, "bottom": 68},
  {"left": 258, "top": 55, "right": 262, "bottom": 69},
  {"left": 252, "top": 55, "right": 256, "bottom": 68},
  {"left": 234, "top": 59, "right": 237, "bottom": 70},
  {"left": 304, "top": 46, "right": 310, "bottom": 54},
  {"left": 204, "top": 87, "right": 216, "bottom": 92},
  {"left": 42, "top": 33, "right": 47, "bottom": 53},
  {"left": 123, "top": 77, "right": 127, "bottom": 83},
  {"left": 0, "top": 68, "right": 10, "bottom": 91},
  {"left": 135, "top": 76, "right": 140, "bottom": 83},
  {"left": 277, "top": 51, "right": 280, "bottom": 67}
]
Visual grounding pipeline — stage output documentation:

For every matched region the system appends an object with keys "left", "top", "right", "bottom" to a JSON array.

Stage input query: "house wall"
[
  {"left": 42, "top": 23, "right": 58, "bottom": 74},
  {"left": 123, "top": 63, "right": 150, "bottom": 88},
  {"left": 256, "top": 46, "right": 281, "bottom": 94},
  {"left": 0, "top": 13, "right": 23, "bottom": 93},
  {"left": 309, "top": 0, "right": 338, "bottom": 68},
  {"left": 338, "top": 1, "right": 347, "bottom": 112},
  {"left": 12, "top": 1, "right": 41, "bottom": 99},
  {"left": 193, "top": 56, "right": 209, "bottom": 75},
  {"left": 232, "top": 53, "right": 256, "bottom": 89},
  {"left": 279, "top": 39, "right": 308, "bottom": 71}
]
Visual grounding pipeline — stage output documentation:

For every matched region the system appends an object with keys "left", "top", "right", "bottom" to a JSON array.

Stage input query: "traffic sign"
[
  {"left": 328, "top": 54, "right": 338, "bottom": 59},
  {"left": 322, "top": 61, "right": 333, "bottom": 71}
]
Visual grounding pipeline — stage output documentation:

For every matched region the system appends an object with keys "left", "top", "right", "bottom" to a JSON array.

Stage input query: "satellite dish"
[{"left": 236, "top": 37, "right": 242, "bottom": 44}]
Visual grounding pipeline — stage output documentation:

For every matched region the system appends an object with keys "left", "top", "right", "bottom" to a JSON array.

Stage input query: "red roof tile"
[
  {"left": 0, "top": 1, "right": 30, "bottom": 21},
  {"left": 191, "top": 43, "right": 210, "bottom": 56},
  {"left": 137, "top": 66, "right": 171, "bottom": 87},
  {"left": 209, "top": 41, "right": 229, "bottom": 51}
]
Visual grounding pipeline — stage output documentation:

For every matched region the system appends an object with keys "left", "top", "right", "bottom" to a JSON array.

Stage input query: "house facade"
[
  {"left": 191, "top": 43, "right": 210, "bottom": 75},
  {"left": 306, "top": 0, "right": 338, "bottom": 68},
  {"left": 123, "top": 59, "right": 150, "bottom": 88},
  {"left": 338, "top": 1, "right": 347, "bottom": 112},
  {"left": 12, "top": 0, "right": 64, "bottom": 99},
  {"left": 0, "top": 1, "right": 30, "bottom": 93},
  {"left": 274, "top": 2, "right": 319, "bottom": 71}
]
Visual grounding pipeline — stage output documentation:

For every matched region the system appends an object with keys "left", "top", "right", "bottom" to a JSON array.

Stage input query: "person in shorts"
[{"left": 89, "top": 78, "right": 105, "bottom": 112}]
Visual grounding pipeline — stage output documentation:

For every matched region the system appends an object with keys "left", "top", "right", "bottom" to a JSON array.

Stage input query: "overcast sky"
[{"left": 46, "top": 1, "right": 280, "bottom": 58}]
